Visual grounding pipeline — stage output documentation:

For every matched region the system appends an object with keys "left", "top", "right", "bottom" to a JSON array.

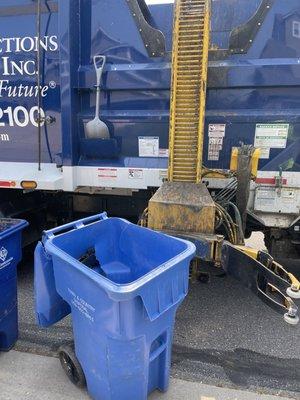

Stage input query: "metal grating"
[{"left": 168, "top": 0, "right": 210, "bottom": 183}]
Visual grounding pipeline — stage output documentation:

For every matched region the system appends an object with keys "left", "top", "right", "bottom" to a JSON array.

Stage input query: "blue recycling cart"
[
  {"left": 34, "top": 213, "right": 195, "bottom": 400},
  {"left": 0, "top": 218, "right": 28, "bottom": 351}
]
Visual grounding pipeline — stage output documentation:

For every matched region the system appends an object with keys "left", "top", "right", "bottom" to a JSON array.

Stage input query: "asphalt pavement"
[{"left": 13, "top": 233, "right": 300, "bottom": 399}]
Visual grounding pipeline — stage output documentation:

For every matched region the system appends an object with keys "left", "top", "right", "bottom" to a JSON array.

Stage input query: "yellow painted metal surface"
[
  {"left": 230, "top": 147, "right": 261, "bottom": 177},
  {"left": 148, "top": 182, "right": 215, "bottom": 234},
  {"left": 251, "top": 148, "right": 261, "bottom": 177},
  {"left": 288, "top": 273, "right": 300, "bottom": 291},
  {"left": 229, "top": 148, "right": 238, "bottom": 172},
  {"left": 148, "top": 1, "right": 215, "bottom": 235},
  {"left": 168, "top": 0, "right": 211, "bottom": 183},
  {"left": 235, "top": 245, "right": 300, "bottom": 293},
  {"left": 235, "top": 245, "right": 259, "bottom": 259}
]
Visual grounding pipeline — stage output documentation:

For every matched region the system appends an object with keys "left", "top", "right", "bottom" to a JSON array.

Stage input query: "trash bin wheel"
[{"left": 58, "top": 345, "right": 86, "bottom": 388}]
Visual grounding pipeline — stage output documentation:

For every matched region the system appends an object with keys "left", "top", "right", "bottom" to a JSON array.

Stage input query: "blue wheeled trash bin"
[
  {"left": 0, "top": 218, "right": 28, "bottom": 351},
  {"left": 34, "top": 213, "right": 195, "bottom": 400}
]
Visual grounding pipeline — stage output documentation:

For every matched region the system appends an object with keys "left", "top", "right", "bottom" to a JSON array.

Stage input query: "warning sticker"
[
  {"left": 138, "top": 137, "right": 159, "bottom": 157},
  {"left": 159, "top": 148, "right": 169, "bottom": 158},
  {"left": 255, "top": 124, "right": 289, "bottom": 149},
  {"left": 98, "top": 168, "right": 117, "bottom": 178},
  {"left": 208, "top": 124, "right": 226, "bottom": 138},
  {"left": 209, "top": 137, "right": 223, "bottom": 150},
  {"left": 256, "top": 187, "right": 276, "bottom": 200},
  {"left": 128, "top": 169, "right": 143, "bottom": 180},
  {"left": 159, "top": 170, "right": 168, "bottom": 181},
  {"left": 208, "top": 124, "right": 225, "bottom": 161},
  {"left": 208, "top": 151, "right": 220, "bottom": 161},
  {"left": 259, "top": 148, "right": 270, "bottom": 159}
]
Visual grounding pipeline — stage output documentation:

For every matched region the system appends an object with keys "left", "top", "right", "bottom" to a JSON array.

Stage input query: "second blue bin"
[
  {"left": 35, "top": 213, "right": 195, "bottom": 400},
  {"left": 0, "top": 218, "right": 28, "bottom": 351}
]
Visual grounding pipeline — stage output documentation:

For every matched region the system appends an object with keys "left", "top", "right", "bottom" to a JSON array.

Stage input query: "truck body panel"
[{"left": 0, "top": 0, "right": 299, "bottom": 237}]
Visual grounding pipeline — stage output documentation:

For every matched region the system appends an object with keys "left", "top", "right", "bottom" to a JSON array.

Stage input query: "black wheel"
[{"left": 58, "top": 344, "right": 86, "bottom": 388}]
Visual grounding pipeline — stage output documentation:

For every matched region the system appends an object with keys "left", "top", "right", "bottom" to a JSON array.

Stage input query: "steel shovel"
[{"left": 85, "top": 55, "right": 110, "bottom": 139}]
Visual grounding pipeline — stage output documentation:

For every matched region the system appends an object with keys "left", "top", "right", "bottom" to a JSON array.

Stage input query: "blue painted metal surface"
[
  {"left": 0, "top": 0, "right": 299, "bottom": 173},
  {"left": 34, "top": 213, "right": 195, "bottom": 400},
  {"left": 0, "top": 1, "right": 61, "bottom": 164},
  {"left": 0, "top": 218, "right": 28, "bottom": 351}
]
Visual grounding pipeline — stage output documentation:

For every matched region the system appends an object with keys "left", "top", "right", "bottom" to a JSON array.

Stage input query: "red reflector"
[
  {"left": 0, "top": 181, "right": 16, "bottom": 188},
  {"left": 256, "top": 177, "right": 287, "bottom": 185}
]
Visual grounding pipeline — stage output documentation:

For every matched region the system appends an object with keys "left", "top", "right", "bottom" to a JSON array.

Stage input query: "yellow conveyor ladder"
[{"left": 168, "top": 0, "right": 210, "bottom": 183}]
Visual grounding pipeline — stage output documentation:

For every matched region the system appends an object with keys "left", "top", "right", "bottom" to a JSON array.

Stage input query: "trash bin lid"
[{"left": 0, "top": 218, "right": 28, "bottom": 238}]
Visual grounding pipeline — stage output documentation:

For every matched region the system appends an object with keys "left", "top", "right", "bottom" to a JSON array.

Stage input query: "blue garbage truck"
[{"left": 0, "top": 0, "right": 299, "bottom": 260}]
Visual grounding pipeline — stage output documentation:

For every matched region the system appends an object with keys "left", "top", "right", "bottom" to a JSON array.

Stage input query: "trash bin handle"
[{"left": 43, "top": 213, "right": 108, "bottom": 241}]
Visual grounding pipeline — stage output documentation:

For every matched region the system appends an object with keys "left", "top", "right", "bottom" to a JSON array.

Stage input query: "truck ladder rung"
[{"left": 168, "top": 0, "right": 210, "bottom": 183}]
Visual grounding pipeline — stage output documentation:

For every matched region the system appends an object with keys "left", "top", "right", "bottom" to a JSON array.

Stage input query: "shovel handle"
[{"left": 94, "top": 55, "right": 106, "bottom": 87}]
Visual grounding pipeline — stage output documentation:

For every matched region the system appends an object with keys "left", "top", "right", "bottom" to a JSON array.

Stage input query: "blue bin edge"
[{"left": 0, "top": 219, "right": 28, "bottom": 240}]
